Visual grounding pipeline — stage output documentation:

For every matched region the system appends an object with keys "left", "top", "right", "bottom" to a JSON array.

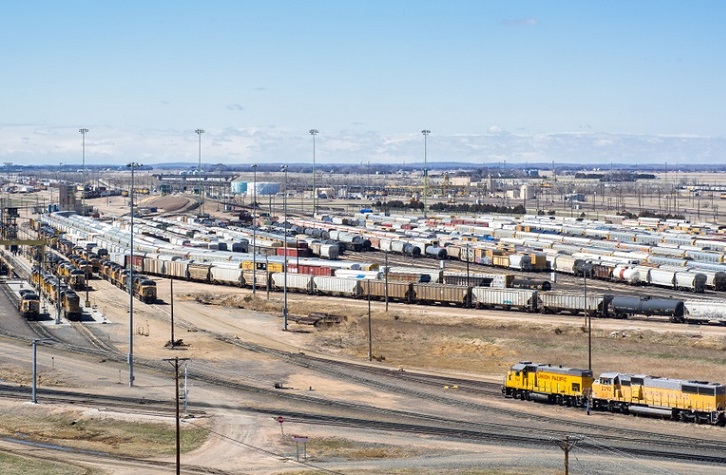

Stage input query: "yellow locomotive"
[
  {"left": 592, "top": 373, "right": 726, "bottom": 424},
  {"left": 32, "top": 267, "right": 83, "bottom": 320},
  {"left": 502, "top": 362, "right": 593, "bottom": 407},
  {"left": 132, "top": 275, "right": 157, "bottom": 304}
]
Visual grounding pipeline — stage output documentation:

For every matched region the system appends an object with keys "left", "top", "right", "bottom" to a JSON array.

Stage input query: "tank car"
[
  {"left": 510, "top": 278, "right": 551, "bottom": 291},
  {"left": 609, "top": 296, "right": 685, "bottom": 322}
]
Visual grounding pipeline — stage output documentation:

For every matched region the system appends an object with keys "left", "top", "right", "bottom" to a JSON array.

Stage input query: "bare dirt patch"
[{"left": 137, "top": 195, "right": 194, "bottom": 213}]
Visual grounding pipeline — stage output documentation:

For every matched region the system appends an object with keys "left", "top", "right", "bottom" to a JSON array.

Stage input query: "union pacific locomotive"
[{"left": 503, "top": 362, "right": 725, "bottom": 425}]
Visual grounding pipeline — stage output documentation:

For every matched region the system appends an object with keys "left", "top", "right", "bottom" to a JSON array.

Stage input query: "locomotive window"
[
  {"left": 601, "top": 378, "right": 612, "bottom": 385},
  {"left": 620, "top": 380, "right": 630, "bottom": 386},
  {"left": 682, "top": 385, "right": 699, "bottom": 394},
  {"left": 717, "top": 386, "right": 726, "bottom": 395},
  {"left": 631, "top": 377, "right": 644, "bottom": 385},
  {"left": 572, "top": 383, "right": 580, "bottom": 392},
  {"left": 700, "top": 387, "right": 716, "bottom": 396}
]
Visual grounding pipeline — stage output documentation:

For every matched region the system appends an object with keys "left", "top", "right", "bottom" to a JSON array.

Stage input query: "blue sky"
[{"left": 2, "top": 1, "right": 725, "bottom": 166}]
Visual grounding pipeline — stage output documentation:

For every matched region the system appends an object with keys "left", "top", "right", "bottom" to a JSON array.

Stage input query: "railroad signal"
[{"left": 276, "top": 416, "right": 285, "bottom": 436}]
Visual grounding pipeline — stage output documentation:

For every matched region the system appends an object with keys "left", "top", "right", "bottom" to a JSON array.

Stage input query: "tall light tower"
[
  {"left": 309, "top": 129, "right": 318, "bottom": 215},
  {"left": 127, "top": 162, "right": 141, "bottom": 387},
  {"left": 79, "top": 128, "right": 89, "bottom": 216},
  {"left": 251, "top": 163, "right": 258, "bottom": 295},
  {"left": 194, "top": 129, "right": 205, "bottom": 217},
  {"left": 421, "top": 129, "right": 431, "bottom": 219},
  {"left": 280, "top": 164, "right": 289, "bottom": 331}
]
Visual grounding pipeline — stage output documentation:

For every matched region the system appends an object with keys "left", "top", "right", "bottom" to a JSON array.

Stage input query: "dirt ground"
[
  {"left": 3, "top": 191, "right": 726, "bottom": 474},
  {"left": 5, "top": 272, "right": 725, "bottom": 474}
]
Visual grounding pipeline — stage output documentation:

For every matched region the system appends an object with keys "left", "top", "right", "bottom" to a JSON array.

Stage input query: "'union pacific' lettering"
[{"left": 538, "top": 374, "right": 568, "bottom": 382}]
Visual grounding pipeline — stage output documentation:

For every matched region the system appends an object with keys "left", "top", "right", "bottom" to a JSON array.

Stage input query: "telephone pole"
[
  {"left": 558, "top": 436, "right": 578, "bottom": 475},
  {"left": 164, "top": 356, "right": 190, "bottom": 475}
]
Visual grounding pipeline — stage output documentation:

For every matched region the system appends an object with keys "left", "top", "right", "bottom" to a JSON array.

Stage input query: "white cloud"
[
  {"left": 502, "top": 18, "right": 539, "bottom": 27},
  {"left": 0, "top": 124, "right": 725, "bottom": 166}
]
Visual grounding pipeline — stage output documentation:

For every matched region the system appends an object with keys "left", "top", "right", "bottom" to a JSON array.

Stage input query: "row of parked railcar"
[
  {"left": 288, "top": 213, "right": 726, "bottom": 282},
  {"left": 39, "top": 212, "right": 726, "bottom": 324},
  {"left": 548, "top": 255, "right": 713, "bottom": 292},
  {"left": 30, "top": 267, "right": 82, "bottom": 320}
]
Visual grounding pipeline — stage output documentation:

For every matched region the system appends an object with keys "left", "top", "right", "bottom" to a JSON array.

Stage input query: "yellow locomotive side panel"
[
  {"left": 503, "top": 362, "right": 592, "bottom": 407},
  {"left": 592, "top": 373, "right": 726, "bottom": 424},
  {"left": 533, "top": 369, "right": 592, "bottom": 397}
]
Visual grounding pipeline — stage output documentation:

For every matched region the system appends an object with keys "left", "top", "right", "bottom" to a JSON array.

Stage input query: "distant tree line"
[
  {"left": 573, "top": 172, "right": 656, "bottom": 181},
  {"left": 619, "top": 210, "right": 686, "bottom": 221},
  {"left": 374, "top": 199, "right": 526, "bottom": 215}
]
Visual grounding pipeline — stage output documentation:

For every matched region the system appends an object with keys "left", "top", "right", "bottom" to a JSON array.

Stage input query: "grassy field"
[
  {"left": 0, "top": 451, "right": 95, "bottom": 475},
  {"left": 0, "top": 405, "right": 208, "bottom": 458}
]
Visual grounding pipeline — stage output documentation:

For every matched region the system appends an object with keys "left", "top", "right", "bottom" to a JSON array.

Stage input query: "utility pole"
[
  {"left": 384, "top": 250, "right": 389, "bottom": 312},
  {"left": 421, "top": 129, "right": 430, "bottom": 219},
  {"left": 32, "top": 338, "right": 52, "bottom": 403},
  {"left": 367, "top": 279, "right": 372, "bottom": 361},
  {"left": 164, "top": 356, "right": 190, "bottom": 475},
  {"left": 169, "top": 277, "right": 175, "bottom": 349},
  {"left": 79, "top": 128, "right": 89, "bottom": 216},
  {"left": 585, "top": 270, "right": 591, "bottom": 371},
  {"left": 309, "top": 129, "right": 318, "bottom": 214},
  {"left": 558, "top": 436, "right": 578, "bottom": 475},
  {"left": 194, "top": 129, "right": 205, "bottom": 217},
  {"left": 281, "top": 165, "right": 289, "bottom": 331},
  {"left": 251, "top": 164, "right": 258, "bottom": 295}
]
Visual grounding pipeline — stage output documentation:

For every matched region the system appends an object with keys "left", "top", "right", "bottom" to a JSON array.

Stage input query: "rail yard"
[{"left": 1, "top": 181, "right": 726, "bottom": 474}]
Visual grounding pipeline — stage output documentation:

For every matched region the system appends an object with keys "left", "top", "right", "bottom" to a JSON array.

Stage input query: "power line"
[{"left": 181, "top": 418, "right": 346, "bottom": 475}]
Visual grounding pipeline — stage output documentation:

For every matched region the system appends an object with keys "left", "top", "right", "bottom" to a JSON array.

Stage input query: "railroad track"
[
  {"left": 4, "top": 252, "right": 726, "bottom": 467},
  {"left": 5, "top": 377, "right": 726, "bottom": 467},
  {"left": 213, "top": 336, "right": 726, "bottom": 451},
  {"left": 345, "top": 248, "right": 725, "bottom": 300}
]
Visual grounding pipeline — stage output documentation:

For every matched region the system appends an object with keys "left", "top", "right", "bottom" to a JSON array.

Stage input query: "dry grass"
[
  {"left": 160, "top": 291, "right": 726, "bottom": 380},
  {"left": 0, "top": 364, "right": 65, "bottom": 387},
  {"left": 276, "top": 467, "right": 559, "bottom": 475},
  {"left": 179, "top": 291, "right": 283, "bottom": 313},
  {"left": 0, "top": 452, "right": 94, "bottom": 475},
  {"left": 277, "top": 436, "right": 426, "bottom": 462},
  {"left": 0, "top": 405, "right": 208, "bottom": 458},
  {"left": 310, "top": 310, "right": 726, "bottom": 381}
]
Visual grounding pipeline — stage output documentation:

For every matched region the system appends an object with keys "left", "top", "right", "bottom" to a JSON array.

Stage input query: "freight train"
[
  {"left": 38, "top": 213, "right": 721, "bottom": 323},
  {"left": 286, "top": 218, "right": 725, "bottom": 293},
  {"left": 503, "top": 361, "right": 726, "bottom": 425}
]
